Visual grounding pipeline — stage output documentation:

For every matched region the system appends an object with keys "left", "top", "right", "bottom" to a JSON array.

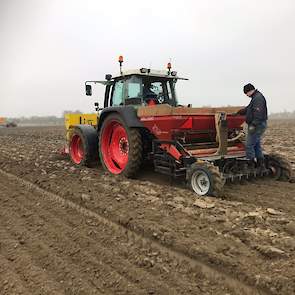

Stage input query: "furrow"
[
  {"left": 0, "top": 184, "right": 173, "bottom": 295},
  {"left": 0, "top": 168, "right": 263, "bottom": 295}
]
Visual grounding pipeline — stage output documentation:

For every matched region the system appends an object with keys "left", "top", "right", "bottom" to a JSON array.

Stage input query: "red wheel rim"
[
  {"left": 70, "top": 134, "right": 84, "bottom": 164},
  {"left": 101, "top": 120, "right": 129, "bottom": 174}
]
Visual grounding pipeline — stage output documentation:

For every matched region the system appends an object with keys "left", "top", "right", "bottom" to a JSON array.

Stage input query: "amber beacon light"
[{"left": 118, "top": 55, "right": 124, "bottom": 74}]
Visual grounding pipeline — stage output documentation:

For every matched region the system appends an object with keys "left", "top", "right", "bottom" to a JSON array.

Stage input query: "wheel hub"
[
  {"left": 198, "top": 176, "right": 208, "bottom": 187},
  {"left": 191, "top": 170, "right": 210, "bottom": 196},
  {"left": 119, "top": 137, "right": 129, "bottom": 155}
]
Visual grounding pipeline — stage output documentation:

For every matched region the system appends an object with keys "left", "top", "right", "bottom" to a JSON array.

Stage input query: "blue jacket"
[{"left": 238, "top": 90, "right": 268, "bottom": 125}]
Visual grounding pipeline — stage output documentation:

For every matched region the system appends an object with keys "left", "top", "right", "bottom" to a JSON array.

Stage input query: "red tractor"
[{"left": 66, "top": 58, "right": 292, "bottom": 196}]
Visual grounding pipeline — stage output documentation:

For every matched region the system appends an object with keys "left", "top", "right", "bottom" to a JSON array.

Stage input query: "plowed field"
[{"left": 0, "top": 120, "right": 295, "bottom": 295}]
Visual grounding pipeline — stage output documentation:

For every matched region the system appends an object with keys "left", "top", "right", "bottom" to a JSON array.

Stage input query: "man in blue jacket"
[{"left": 238, "top": 83, "right": 268, "bottom": 168}]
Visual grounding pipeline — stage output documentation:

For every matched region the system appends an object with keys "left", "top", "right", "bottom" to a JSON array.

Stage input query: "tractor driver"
[{"left": 143, "top": 82, "right": 158, "bottom": 106}]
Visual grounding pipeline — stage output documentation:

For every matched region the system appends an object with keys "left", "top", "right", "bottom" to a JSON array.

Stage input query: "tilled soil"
[{"left": 0, "top": 120, "right": 295, "bottom": 294}]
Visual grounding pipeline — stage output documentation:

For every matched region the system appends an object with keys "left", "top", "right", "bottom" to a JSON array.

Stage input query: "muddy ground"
[{"left": 0, "top": 120, "right": 294, "bottom": 295}]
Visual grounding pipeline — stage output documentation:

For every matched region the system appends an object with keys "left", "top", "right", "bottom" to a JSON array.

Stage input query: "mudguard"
[{"left": 98, "top": 106, "right": 144, "bottom": 130}]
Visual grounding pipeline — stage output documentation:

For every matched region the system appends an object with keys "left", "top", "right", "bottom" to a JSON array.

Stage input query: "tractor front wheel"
[
  {"left": 187, "top": 162, "right": 224, "bottom": 196},
  {"left": 99, "top": 114, "right": 142, "bottom": 177}
]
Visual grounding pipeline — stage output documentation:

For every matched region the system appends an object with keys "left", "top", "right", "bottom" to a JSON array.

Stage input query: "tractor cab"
[
  {"left": 86, "top": 70, "right": 187, "bottom": 109},
  {"left": 107, "top": 71, "right": 180, "bottom": 107},
  {"left": 85, "top": 57, "right": 187, "bottom": 110}
]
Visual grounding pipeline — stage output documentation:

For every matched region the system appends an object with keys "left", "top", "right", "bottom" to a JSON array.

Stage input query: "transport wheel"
[
  {"left": 69, "top": 127, "right": 98, "bottom": 167},
  {"left": 267, "top": 153, "right": 292, "bottom": 181},
  {"left": 187, "top": 162, "right": 224, "bottom": 196},
  {"left": 99, "top": 114, "right": 142, "bottom": 177}
]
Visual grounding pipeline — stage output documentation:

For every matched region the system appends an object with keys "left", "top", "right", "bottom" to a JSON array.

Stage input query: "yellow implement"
[
  {"left": 65, "top": 113, "right": 98, "bottom": 142},
  {"left": 65, "top": 113, "right": 97, "bottom": 130}
]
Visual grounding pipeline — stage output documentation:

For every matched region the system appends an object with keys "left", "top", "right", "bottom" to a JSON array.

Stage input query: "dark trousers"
[{"left": 246, "top": 121, "right": 267, "bottom": 160}]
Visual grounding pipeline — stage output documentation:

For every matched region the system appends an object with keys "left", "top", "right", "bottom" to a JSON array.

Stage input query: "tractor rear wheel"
[
  {"left": 69, "top": 127, "right": 98, "bottom": 167},
  {"left": 187, "top": 162, "right": 224, "bottom": 196},
  {"left": 99, "top": 114, "right": 142, "bottom": 177},
  {"left": 267, "top": 153, "right": 292, "bottom": 181}
]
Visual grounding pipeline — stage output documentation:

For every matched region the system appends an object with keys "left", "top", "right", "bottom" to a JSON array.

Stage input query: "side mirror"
[
  {"left": 85, "top": 84, "right": 92, "bottom": 96},
  {"left": 94, "top": 102, "right": 99, "bottom": 111},
  {"left": 105, "top": 74, "right": 112, "bottom": 81}
]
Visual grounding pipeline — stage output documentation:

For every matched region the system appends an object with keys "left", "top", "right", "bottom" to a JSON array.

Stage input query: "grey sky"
[{"left": 0, "top": 0, "right": 294, "bottom": 117}]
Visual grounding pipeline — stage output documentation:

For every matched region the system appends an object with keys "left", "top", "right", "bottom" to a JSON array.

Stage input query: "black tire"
[
  {"left": 99, "top": 113, "right": 143, "bottom": 178},
  {"left": 266, "top": 153, "right": 292, "bottom": 181},
  {"left": 187, "top": 161, "right": 224, "bottom": 197},
  {"left": 69, "top": 126, "right": 99, "bottom": 167}
]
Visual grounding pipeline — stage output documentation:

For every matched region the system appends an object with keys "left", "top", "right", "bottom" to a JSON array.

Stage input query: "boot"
[
  {"left": 256, "top": 158, "right": 265, "bottom": 174},
  {"left": 240, "top": 159, "right": 255, "bottom": 181},
  {"left": 248, "top": 159, "right": 256, "bottom": 170},
  {"left": 245, "top": 159, "right": 256, "bottom": 177}
]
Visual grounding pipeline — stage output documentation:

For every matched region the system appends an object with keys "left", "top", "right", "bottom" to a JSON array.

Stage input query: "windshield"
[{"left": 125, "top": 76, "right": 178, "bottom": 106}]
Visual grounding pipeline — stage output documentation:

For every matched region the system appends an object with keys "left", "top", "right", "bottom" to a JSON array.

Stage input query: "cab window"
[
  {"left": 127, "top": 76, "right": 142, "bottom": 99},
  {"left": 149, "top": 82, "right": 162, "bottom": 97},
  {"left": 112, "top": 80, "right": 124, "bottom": 106},
  {"left": 142, "top": 79, "right": 169, "bottom": 105}
]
